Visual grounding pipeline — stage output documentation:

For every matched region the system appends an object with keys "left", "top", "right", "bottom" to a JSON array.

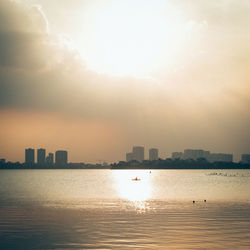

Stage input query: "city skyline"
[
  {"left": 2, "top": 144, "right": 245, "bottom": 163},
  {"left": 1, "top": 146, "right": 249, "bottom": 164},
  {"left": 23, "top": 148, "right": 67, "bottom": 165}
]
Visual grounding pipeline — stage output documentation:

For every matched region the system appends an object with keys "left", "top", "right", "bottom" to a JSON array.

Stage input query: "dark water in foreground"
[{"left": 1, "top": 170, "right": 250, "bottom": 249}]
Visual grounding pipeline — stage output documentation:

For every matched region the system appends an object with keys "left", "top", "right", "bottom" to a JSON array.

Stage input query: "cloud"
[
  {"left": 0, "top": 0, "right": 163, "bottom": 122},
  {"left": 0, "top": 0, "right": 250, "bottom": 114},
  {"left": 0, "top": 0, "right": 51, "bottom": 70},
  {"left": 0, "top": 0, "right": 249, "bottom": 162},
  {"left": 0, "top": 0, "right": 49, "bottom": 33},
  {"left": 31, "top": 5, "right": 50, "bottom": 34}
]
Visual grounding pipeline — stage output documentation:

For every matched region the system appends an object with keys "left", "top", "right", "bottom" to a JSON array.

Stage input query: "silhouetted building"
[
  {"left": 183, "top": 149, "right": 210, "bottom": 160},
  {"left": 37, "top": 148, "right": 46, "bottom": 164},
  {"left": 126, "top": 152, "right": 134, "bottom": 162},
  {"left": 208, "top": 153, "right": 233, "bottom": 162},
  {"left": 55, "top": 150, "right": 68, "bottom": 165},
  {"left": 241, "top": 154, "right": 250, "bottom": 164},
  {"left": 172, "top": 152, "right": 183, "bottom": 159},
  {"left": 203, "top": 151, "right": 210, "bottom": 160},
  {"left": 25, "top": 148, "right": 35, "bottom": 164},
  {"left": 0, "top": 158, "right": 5, "bottom": 164},
  {"left": 149, "top": 148, "right": 158, "bottom": 161},
  {"left": 133, "top": 146, "right": 144, "bottom": 162},
  {"left": 46, "top": 153, "right": 54, "bottom": 165}
]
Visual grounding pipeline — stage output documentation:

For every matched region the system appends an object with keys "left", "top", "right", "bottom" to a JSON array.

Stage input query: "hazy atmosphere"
[{"left": 0, "top": 0, "right": 249, "bottom": 162}]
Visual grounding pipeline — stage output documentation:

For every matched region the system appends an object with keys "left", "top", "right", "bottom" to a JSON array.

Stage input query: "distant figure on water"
[{"left": 132, "top": 177, "right": 141, "bottom": 181}]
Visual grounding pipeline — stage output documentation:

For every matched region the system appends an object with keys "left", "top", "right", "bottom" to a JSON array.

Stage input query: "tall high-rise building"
[
  {"left": 37, "top": 148, "right": 46, "bottom": 164},
  {"left": 149, "top": 148, "right": 158, "bottom": 161},
  {"left": 132, "top": 146, "right": 144, "bottom": 162},
  {"left": 25, "top": 148, "right": 35, "bottom": 164},
  {"left": 55, "top": 150, "right": 68, "bottom": 165},
  {"left": 241, "top": 154, "right": 250, "bottom": 164},
  {"left": 46, "top": 153, "right": 54, "bottom": 165}
]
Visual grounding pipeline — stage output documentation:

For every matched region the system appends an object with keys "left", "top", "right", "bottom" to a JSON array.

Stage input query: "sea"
[{"left": 1, "top": 169, "right": 250, "bottom": 249}]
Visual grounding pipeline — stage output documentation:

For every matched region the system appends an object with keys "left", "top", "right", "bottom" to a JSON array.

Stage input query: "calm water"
[{"left": 1, "top": 169, "right": 250, "bottom": 249}]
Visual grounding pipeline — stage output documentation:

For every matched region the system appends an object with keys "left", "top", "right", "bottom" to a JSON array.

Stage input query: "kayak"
[{"left": 132, "top": 177, "right": 141, "bottom": 181}]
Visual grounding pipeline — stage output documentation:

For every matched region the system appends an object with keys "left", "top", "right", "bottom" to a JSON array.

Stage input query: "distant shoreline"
[
  {"left": 1, "top": 159, "right": 250, "bottom": 170},
  {"left": 1, "top": 166, "right": 250, "bottom": 170},
  {"left": 1, "top": 168, "right": 250, "bottom": 170}
]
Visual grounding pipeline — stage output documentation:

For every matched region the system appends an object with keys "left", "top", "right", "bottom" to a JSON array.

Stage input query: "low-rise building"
[
  {"left": 172, "top": 152, "right": 183, "bottom": 159},
  {"left": 208, "top": 153, "right": 233, "bottom": 163},
  {"left": 126, "top": 152, "right": 134, "bottom": 162},
  {"left": 183, "top": 149, "right": 210, "bottom": 161},
  {"left": 241, "top": 154, "right": 250, "bottom": 164}
]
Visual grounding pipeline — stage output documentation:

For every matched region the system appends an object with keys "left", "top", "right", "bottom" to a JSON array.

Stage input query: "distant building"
[
  {"left": 132, "top": 146, "right": 144, "bottom": 162},
  {"left": 55, "top": 150, "right": 68, "bottom": 165},
  {"left": 46, "top": 153, "right": 54, "bottom": 165},
  {"left": 37, "top": 148, "right": 46, "bottom": 164},
  {"left": 172, "top": 152, "right": 183, "bottom": 159},
  {"left": 241, "top": 154, "right": 250, "bottom": 164},
  {"left": 173, "top": 149, "right": 233, "bottom": 162},
  {"left": 0, "top": 159, "right": 6, "bottom": 164},
  {"left": 25, "top": 148, "right": 35, "bottom": 164},
  {"left": 149, "top": 148, "right": 158, "bottom": 161},
  {"left": 208, "top": 153, "right": 233, "bottom": 163},
  {"left": 203, "top": 151, "right": 210, "bottom": 160},
  {"left": 126, "top": 152, "right": 134, "bottom": 162},
  {"left": 183, "top": 149, "right": 210, "bottom": 161}
]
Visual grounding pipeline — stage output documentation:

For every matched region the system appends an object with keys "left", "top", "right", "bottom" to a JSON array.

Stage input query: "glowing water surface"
[{"left": 1, "top": 169, "right": 250, "bottom": 249}]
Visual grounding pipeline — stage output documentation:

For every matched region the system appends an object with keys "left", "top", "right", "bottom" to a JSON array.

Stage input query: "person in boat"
[{"left": 132, "top": 177, "right": 140, "bottom": 181}]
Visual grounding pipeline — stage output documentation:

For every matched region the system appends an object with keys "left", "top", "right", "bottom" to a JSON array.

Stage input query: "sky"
[{"left": 0, "top": 0, "right": 249, "bottom": 163}]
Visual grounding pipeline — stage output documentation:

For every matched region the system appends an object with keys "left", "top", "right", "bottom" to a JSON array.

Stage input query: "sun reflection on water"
[{"left": 112, "top": 170, "right": 152, "bottom": 203}]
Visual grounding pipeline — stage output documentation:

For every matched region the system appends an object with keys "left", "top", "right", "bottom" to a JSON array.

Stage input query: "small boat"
[{"left": 132, "top": 177, "right": 141, "bottom": 181}]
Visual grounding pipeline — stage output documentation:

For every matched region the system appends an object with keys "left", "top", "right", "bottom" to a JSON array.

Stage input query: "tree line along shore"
[{"left": 0, "top": 158, "right": 250, "bottom": 169}]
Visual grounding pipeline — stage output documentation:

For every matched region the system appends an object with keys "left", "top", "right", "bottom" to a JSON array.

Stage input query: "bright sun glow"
[
  {"left": 79, "top": 0, "right": 185, "bottom": 77},
  {"left": 112, "top": 170, "right": 152, "bottom": 201}
]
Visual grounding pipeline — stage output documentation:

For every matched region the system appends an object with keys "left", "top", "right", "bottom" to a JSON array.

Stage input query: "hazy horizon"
[{"left": 0, "top": 0, "right": 249, "bottom": 163}]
